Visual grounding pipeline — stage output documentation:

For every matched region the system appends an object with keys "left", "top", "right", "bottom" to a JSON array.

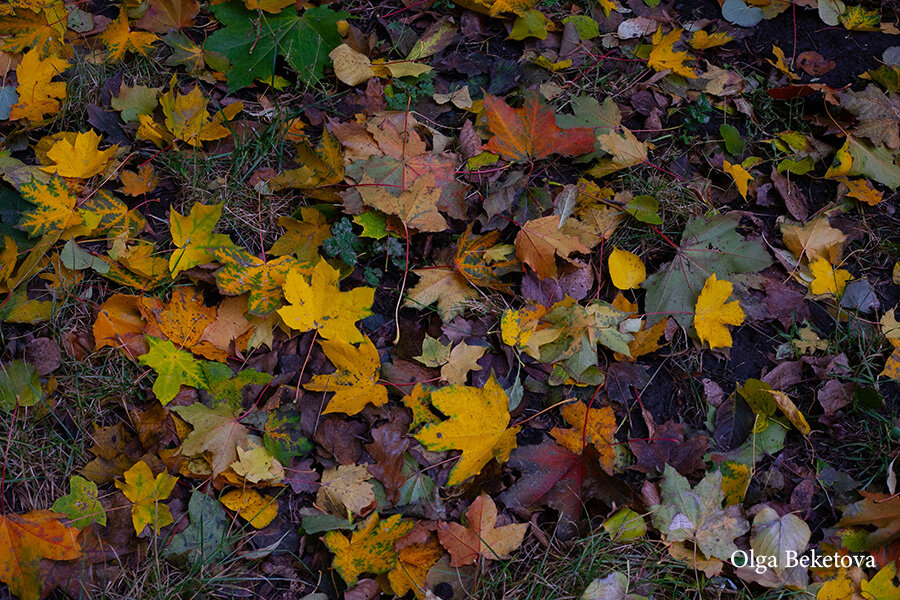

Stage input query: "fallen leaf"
[
  {"left": 100, "top": 11, "right": 158, "bottom": 61},
  {"left": 781, "top": 216, "right": 847, "bottom": 264},
  {"left": 137, "top": 336, "right": 209, "bottom": 404},
  {"left": 171, "top": 402, "right": 249, "bottom": 477},
  {"left": 723, "top": 160, "right": 753, "bottom": 200},
  {"left": 169, "top": 202, "right": 233, "bottom": 277},
  {"left": 440, "top": 342, "right": 486, "bottom": 385},
  {"left": 549, "top": 402, "right": 616, "bottom": 474},
  {"left": 357, "top": 173, "right": 447, "bottom": 232},
  {"left": 304, "top": 336, "right": 388, "bottom": 415},
  {"left": 809, "top": 257, "right": 852, "bottom": 296},
  {"left": 0, "top": 510, "right": 82, "bottom": 600},
  {"left": 648, "top": 28, "right": 697, "bottom": 78},
  {"left": 120, "top": 164, "right": 158, "bottom": 196},
  {"left": 387, "top": 537, "right": 443, "bottom": 599},
  {"left": 220, "top": 489, "right": 277, "bottom": 529},
  {"left": 324, "top": 513, "right": 414, "bottom": 584},
  {"left": 483, "top": 91, "right": 595, "bottom": 162},
  {"left": 52, "top": 475, "right": 106, "bottom": 529},
  {"left": 17, "top": 176, "right": 83, "bottom": 237},
  {"left": 114, "top": 460, "right": 178, "bottom": 535},
  {"left": 516, "top": 215, "right": 591, "bottom": 280},
  {"left": 437, "top": 493, "right": 527, "bottom": 566},
  {"left": 317, "top": 464, "right": 376, "bottom": 518},
  {"left": 413, "top": 376, "right": 520, "bottom": 486},
  {"left": 279, "top": 258, "right": 374, "bottom": 343},
  {"left": 693, "top": 273, "right": 745, "bottom": 349},
  {"left": 608, "top": 247, "right": 646, "bottom": 290},
  {"left": 210, "top": 247, "right": 297, "bottom": 316},
  {"left": 9, "top": 48, "right": 69, "bottom": 122},
  {"left": 39, "top": 130, "right": 116, "bottom": 180}
]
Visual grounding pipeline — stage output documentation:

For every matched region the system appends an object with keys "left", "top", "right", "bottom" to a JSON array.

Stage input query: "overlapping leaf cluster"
[{"left": 0, "top": 0, "right": 899, "bottom": 599}]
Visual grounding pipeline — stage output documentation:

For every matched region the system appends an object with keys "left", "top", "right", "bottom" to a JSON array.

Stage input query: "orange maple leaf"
[
  {"left": 483, "top": 91, "right": 595, "bottom": 162},
  {"left": 0, "top": 510, "right": 82, "bottom": 600}
]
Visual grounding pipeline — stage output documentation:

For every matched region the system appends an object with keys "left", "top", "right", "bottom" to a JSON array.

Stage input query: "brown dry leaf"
[
  {"left": 515, "top": 215, "right": 590, "bottom": 280},
  {"left": 366, "top": 426, "right": 409, "bottom": 504},
  {"left": 437, "top": 493, "right": 527, "bottom": 566},
  {"left": 781, "top": 216, "right": 847, "bottom": 264},
  {"left": 93, "top": 294, "right": 148, "bottom": 359},
  {"left": 356, "top": 174, "right": 447, "bottom": 232},
  {"left": 120, "top": 164, "right": 159, "bottom": 196}
]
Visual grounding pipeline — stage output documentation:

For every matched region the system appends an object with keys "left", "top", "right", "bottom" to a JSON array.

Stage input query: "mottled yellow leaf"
[
  {"left": 648, "top": 27, "right": 697, "bottom": 79},
  {"left": 16, "top": 176, "right": 83, "bottom": 237},
  {"left": 100, "top": 11, "right": 158, "bottom": 61},
  {"left": 324, "top": 513, "right": 414, "bottom": 585},
  {"left": 114, "top": 460, "right": 177, "bottom": 535},
  {"left": 220, "top": 489, "right": 277, "bottom": 529}
]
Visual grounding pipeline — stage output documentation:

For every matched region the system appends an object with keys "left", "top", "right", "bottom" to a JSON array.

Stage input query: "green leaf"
[
  {"left": 846, "top": 137, "right": 900, "bottom": 189},
  {"left": 60, "top": 239, "right": 110, "bottom": 274},
  {"left": 508, "top": 10, "right": 548, "bottom": 41},
  {"left": 202, "top": 362, "right": 273, "bottom": 410},
  {"left": 719, "top": 124, "right": 744, "bottom": 156},
  {"left": 643, "top": 213, "right": 772, "bottom": 328},
  {"left": 206, "top": 3, "right": 347, "bottom": 92},
  {"left": 0, "top": 360, "right": 41, "bottom": 411},
  {"left": 164, "top": 490, "right": 231, "bottom": 566},
  {"left": 264, "top": 405, "right": 312, "bottom": 463},
  {"left": 51, "top": 476, "right": 106, "bottom": 528},
  {"left": 138, "top": 336, "right": 208, "bottom": 404},
  {"left": 722, "top": 0, "right": 763, "bottom": 27},
  {"left": 625, "top": 195, "right": 662, "bottom": 225}
]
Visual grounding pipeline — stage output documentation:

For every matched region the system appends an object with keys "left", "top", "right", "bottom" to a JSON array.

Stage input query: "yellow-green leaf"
[
  {"left": 324, "top": 513, "right": 415, "bottom": 585},
  {"left": 137, "top": 336, "right": 208, "bottom": 404},
  {"left": 114, "top": 460, "right": 177, "bottom": 535}
]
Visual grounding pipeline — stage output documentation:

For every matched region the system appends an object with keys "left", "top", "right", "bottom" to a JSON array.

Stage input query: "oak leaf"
[
  {"left": 515, "top": 215, "right": 591, "bottom": 280},
  {"left": 0, "top": 510, "right": 82, "bottom": 600},
  {"left": 137, "top": 336, "right": 209, "bottom": 404},
  {"left": 210, "top": 246, "right": 298, "bottom": 316},
  {"left": 483, "top": 91, "right": 595, "bottom": 162},
  {"left": 693, "top": 274, "right": 745, "bottom": 349},
  {"left": 171, "top": 402, "right": 249, "bottom": 477},
  {"left": 278, "top": 258, "right": 374, "bottom": 343},
  {"left": 323, "top": 513, "right": 415, "bottom": 585},
  {"left": 114, "top": 460, "right": 178, "bottom": 535},
  {"left": 9, "top": 48, "right": 69, "bottom": 122},
  {"left": 413, "top": 376, "right": 520, "bottom": 486},
  {"left": 437, "top": 493, "right": 527, "bottom": 566},
  {"left": 648, "top": 27, "right": 697, "bottom": 78},
  {"left": 17, "top": 176, "right": 83, "bottom": 237},
  {"left": 304, "top": 336, "right": 388, "bottom": 416},
  {"left": 220, "top": 489, "right": 277, "bottom": 529},
  {"left": 550, "top": 402, "right": 616, "bottom": 474},
  {"left": 100, "top": 11, "right": 159, "bottom": 61}
]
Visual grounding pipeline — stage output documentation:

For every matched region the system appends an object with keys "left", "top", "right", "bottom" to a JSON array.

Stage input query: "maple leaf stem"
[
  {"left": 0, "top": 403, "right": 16, "bottom": 513},
  {"left": 393, "top": 221, "right": 410, "bottom": 345},
  {"left": 510, "top": 397, "right": 577, "bottom": 428},
  {"left": 295, "top": 329, "right": 318, "bottom": 403}
]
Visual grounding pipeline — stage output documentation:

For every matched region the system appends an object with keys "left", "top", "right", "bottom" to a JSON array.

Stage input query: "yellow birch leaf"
[
  {"left": 9, "top": 48, "right": 68, "bottom": 122},
  {"left": 549, "top": 402, "right": 616, "bottom": 473},
  {"left": 100, "top": 11, "right": 158, "bottom": 61},
  {"left": 304, "top": 336, "right": 388, "bottom": 416},
  {"left": 608, "top": 247, "right": 646, "bottom": 290},
  {"left": 278, "top": 259, "right": 374, "bottom": 343},
  {"left": 414, "top": 376, "right": 520, "bottom": 486},
  {"left": 723, "top": 160, "right": 753, "bottom": 200},
  {"left": 40, "top": 130, "right": 117, "bottom": 180},
  {"left": 694, "top": 273, "right": 745, "bottom": 349},
  {"left": 324, "top": 513, "right": 415, "bottom": 585},
  {"left": 114, "top": 460, "right": 177, "bottom": 535},
  {"left": 648, "top": 27, "right": 697, "bottom": 79},
  {"left": 809, "top": 257, "right": 852, "bottom": 296},
  {"left": 220, "top": 489, "right": 277, "bottom": 529}
]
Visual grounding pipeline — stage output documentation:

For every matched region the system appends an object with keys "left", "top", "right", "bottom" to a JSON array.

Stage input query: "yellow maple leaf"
[
  {"left": 440, "top": 341, "right": 486, "bottom": 385},
  {"left": 809, "top": 257, "right": 852, "bottom": 296},
  {"left": 723, "top": 160, "right": 754, "bottom": 200},
  {"left": 269, "top": 208, "right": 331, "bottom": 262},
  {"left": 767, "top": 45, "right": 800, "bottom": 80},
  {"left": 357, "top": 174, "right": 447, "bottom": 232},
  {"left": 278, "top": 258, "right": 374, "bottom": 343},
  {"left": 169, "top": 203, "right": 233, "bottom": 277},
  {"left": 9, "top": 48, "right": 69, "bottom": 122},
  {"left": 230, "top": 444, "right": 284, "bottom": 484},
  {"left": 209, "top": 247, "right": 298, "bottom": 316},
  {"left": 0, "top": 510, "right": 82, "bottom": 600},
  {"left": 387, "top": 538, "right": 444, "bottom": 600},
  {"left": 0, "top": 4, "right": 71, "bottom": 59},
  {"left": 693, "top": 273, "right": 745, "bottom": 349},
  {"left": 220, "top": 489, "right": 277, "bottom": 529},
  {"left": 690, "top": 30, "right": 733, "bottom": 50},
  {"left": 39, "top": 130, "right": 117, "bottom": 179},
  {"left": 550, "top": 402, "right": 616, "bottom": 473},
  {"left": 303, "top": 336, "right": 388, "bottom": 416},
  {"left": 242, "top": 0, "right": 295, "bottom": 12},
  {"left": 648, "top": 27, "right": 697, "bottom": 79},
  {"left": 324, "top": 513, "right": 415, "bottom": 585},
  {"left": 452, "top": 0, "right": 534, "bottom": 17},
  {"left": 879, "top": 309, "right": 900, "bottom": 380},
  {"left": 17, "top": 176, "right": 83, "bottom": 237},
  {"left": 114, "top": 460, "right": 177, "bottom": 535},
  {"left": 608, "top": 247, "right": 646, "bottom": 290},
  {"left": 413, "top": 376, "right": 520, "bottom": 486},
  {"left": 100, "top": 10, "right": 158, "bottom": 61}
]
